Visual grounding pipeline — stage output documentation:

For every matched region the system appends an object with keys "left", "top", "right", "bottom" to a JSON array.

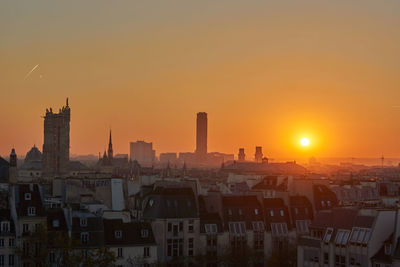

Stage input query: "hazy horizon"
[{"left": 1, "top": 1, "right": 400, "bottom": 159}]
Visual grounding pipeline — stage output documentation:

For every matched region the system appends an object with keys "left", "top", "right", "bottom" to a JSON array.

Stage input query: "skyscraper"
[
  {"left": 42, "top": 98, "right": 70, "bottom": 177},
  {"left": 196, "top": 112, "right": 207, "bottom": 156}
]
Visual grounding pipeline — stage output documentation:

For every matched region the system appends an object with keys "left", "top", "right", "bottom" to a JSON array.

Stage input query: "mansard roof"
[
  {"left": 103, "top": 219, "right": 155, "bottom": 246},
  {"left": 142, "top": 187, "right": 198, "bottom": 219}
]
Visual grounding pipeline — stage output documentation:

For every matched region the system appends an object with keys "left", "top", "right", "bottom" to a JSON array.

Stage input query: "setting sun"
[{"left": 300, "top": 137, "right": 310, "bottom": 147}]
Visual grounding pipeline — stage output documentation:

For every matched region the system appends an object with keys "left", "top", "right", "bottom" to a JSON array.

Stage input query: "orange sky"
[{"left": 1, "top": 1, "right": 400, "bottom": 160}]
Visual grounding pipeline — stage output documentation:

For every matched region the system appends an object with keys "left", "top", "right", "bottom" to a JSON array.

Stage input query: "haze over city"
[{"left": 1, "top": 0, "right": 400, "bottom": 161}]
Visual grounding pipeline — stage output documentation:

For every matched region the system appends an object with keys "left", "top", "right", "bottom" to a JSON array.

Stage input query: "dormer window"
[
  {"left": 238, "top": 209, "right": 243, "bottom": 215},
  {"left": 321, "top": 201, "right": 325, "bottom": 208},
  {"left": 115, "top": 230, "right": 122, "bottom": 239},
  {"left": 280, "top": 210, "right": 284, "bottom": 216},
  {"left": 80, "top": 218, "right": 87, "bottom": 227},
  {"left": 270, "top": 210, "right": 274, "bottom": 217},
  {"left": 327, "top": 200, "right": 331, "bottom": 207},
  {"left": 25, "top": 193, "right": 31, "bottom": 200},
  {"left": 52, "top": 220, "right": 60, "bottom": 228},
  {"left": 28, "top": 207, "right": 36, "bottom": 216},
  {"left": 228, "top": 209, "right": 232, "bottom": 216},
  {"left": 254, "top": 209, "right": 259, "bottom": 215},
  {"left": 385, "top": 243, "right": 392, "bottom": 255},
  {"left": 141, "top": 229, "right": 149, "bottom": 238}
]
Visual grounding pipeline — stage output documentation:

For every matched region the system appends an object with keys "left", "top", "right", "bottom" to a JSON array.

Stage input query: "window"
[
  {"left": 270, "top": 210, "right": 274, "bottom": 216},
  {"left": 323, "top": 228, "right": 333, "bottom": 243},
  {"left": 0, "top": 222, "right": 10, "bottom": 232},
  {"left": 27, "top": 207, "right": 36, "bottom": 216},
  {"left": 52, "top": 220, "right": 60, "bottom": 228},
  {"left": 23, "top": 223, "right": 29, "bottom": 233},
  {"left": 228, "top": 209, "right": 232, "bottom": 216},
  {"left": 143, "top": 247, "right": 150, "bottom": 257},
  {"left": 350, "top": 227, "right": 371, "bottom": 245},
  {"left": 295, "top": 208, "right": 298, "bottom": 215},
  {"left": 8, "top": 254, "right": 14, "bottom": 266},
  {"left": 228, "top": 222, "right": 246, "bottom": 236},
  {"left": 80, "top": 218, "right": 87, "bottom": 227},
  {"left": 335, "top": 230, "right": 350, "bottom": 246},
  {"left": 385, "top": 244, "right": 392, "bottom": 255},
  {"left": 188, "top": 238, "right": 194, "bottom": 256},
  {"left": 205, "top": 224, "right": 218, "bottom": 234},
  {"left": 168, "top": 223, "right": 172, "bottom": 232},
  {"left": 254, "top": 209, "right": 259, "bottom": 215},
  {"left": 280, "top": 210, "right": 284, "bottom": 216},
  {"left": 188, "top": 220, "right": 194, "bottom": 233},
  {"left": 24, "top": 193, "right": 31, "bottom": 200},
  {"left": 115, "top": 230, "right": 122, "bottom": 239},
  {"left": 238, "top": 209, "right": 243, "bottom": 215},
  {"left": 0, "top": 255, "right": 3, "bottom": 267},
  {"left": 49, "top": 252, "right": 55, "bottom": 263},
  {"left": 141, "top": 229, "right": 148, "bottom": 238},
  {"left": 34, "top": 223, "right": 40, "bottom": 232},
  {"left": 9, "top": 238, "right": 15, "bottom": 247},
  {"left": 81, "top": 232, "right": 89, "bottom": 244},
  {"left": 296, "top": 220, "right": 311, "bottom": 234},
  {"left": 0, "top": 239, "right": 3, "bottom": 247},
  {"left": 179, "top": 222, "right": 183, "bottom": 231},
  {"left": 117, "top": 247, "right": 123, "bottom": 258},
  {"left": 252, "top": 221, "right": 265, "bottom": 232},
  {"left": 305, "top": 208, "right": 309, "bottom": 215},
  {"left": 321, "top": 201, "right": 325, "bottom": 207},
  {"left": 327, "top": 200, "right": 331, "bottom": 207},
  {"left": 270, "top": 223, "right": 288, "bottom": 236}
]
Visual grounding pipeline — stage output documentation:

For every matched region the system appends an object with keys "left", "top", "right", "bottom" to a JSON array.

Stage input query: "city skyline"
[{"left": 2, "top": 1, "right": 400, "bottom": 159}]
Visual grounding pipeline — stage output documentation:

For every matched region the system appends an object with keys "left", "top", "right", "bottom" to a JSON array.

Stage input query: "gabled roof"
[{"left": 103, "top": 219, "right": 155, "bottom": 246}]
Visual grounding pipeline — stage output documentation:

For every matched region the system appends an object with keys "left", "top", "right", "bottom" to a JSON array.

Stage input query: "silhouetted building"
[
  {"left": 255, "top": 146, "right": 263, "bottom": 163},
  {"left": 130, "top": 141, "right": 155, "bottom": 167},
  {"left": 196, "top": 112, "right": 207, "bottom": 157},
  {"left": 238, "top": 148, "right": 245, "bottom": 161},
  {"left": 42, "top": 98, "right": 70, "bottom": 177}
]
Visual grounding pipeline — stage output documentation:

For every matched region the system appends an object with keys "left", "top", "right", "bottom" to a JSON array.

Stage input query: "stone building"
[{"left": 42, "top": 98, "right": 70, "bottom": 178}]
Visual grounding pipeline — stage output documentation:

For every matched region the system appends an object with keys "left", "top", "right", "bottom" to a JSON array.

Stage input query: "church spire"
[{"left": 108, "top": 130, "right": 113, "bottom": 160}]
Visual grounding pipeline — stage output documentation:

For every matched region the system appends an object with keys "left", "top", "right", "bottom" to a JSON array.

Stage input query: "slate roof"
[
  {"left": 263, "top": 198, "right": 291, "bottom": 229},
  {"left": 0, "top": 157, "right": 9, "bottom": 181},
  {"left": 142, "top": 187, "right": 198, "bottom": 219},
  {"left": 221, "top": 195, "right": 264, "bottom": 230},
  {"left": 15, "top": 184, "right": 45, "bottom": 217},
  {"left": 371, "top": 233, "right": 393, "bottom": 264},
  {"left": 103, "top": 219, "right": 155, "bottom": 246}
]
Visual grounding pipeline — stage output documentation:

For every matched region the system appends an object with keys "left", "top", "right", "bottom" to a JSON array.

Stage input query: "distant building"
[
  {"left": 130, "top": 141, "right": 155, "bottom": 167},
  {"left": 159, "top": 153, "right": 178, "bottom": 165},
  {"left": 42, "top": 98, "right": 70, "bottom": 177},
  {"left": 196, "top": 112, "right": 207, "bottom": 157},
  {"left": 255, "top": 146, "right": 263, "bottom": 163},
  {"left": 238, "top": 148, "right": 245, "bottom": 162}
]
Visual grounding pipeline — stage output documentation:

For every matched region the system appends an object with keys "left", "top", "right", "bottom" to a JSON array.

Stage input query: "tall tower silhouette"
[
  {"left": 108, "top": 130, "right": 113, "bottom": 160},
  {"left": 196, "top": 112, "right": 207, "bottom": 157},
  {"left": 42, "top": 98, "right": 70, "bottom": 177}
]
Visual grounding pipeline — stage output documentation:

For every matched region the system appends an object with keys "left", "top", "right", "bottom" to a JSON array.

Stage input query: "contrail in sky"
[{"left": 24, "top": 64, "right": 39, "bottom": 80}]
